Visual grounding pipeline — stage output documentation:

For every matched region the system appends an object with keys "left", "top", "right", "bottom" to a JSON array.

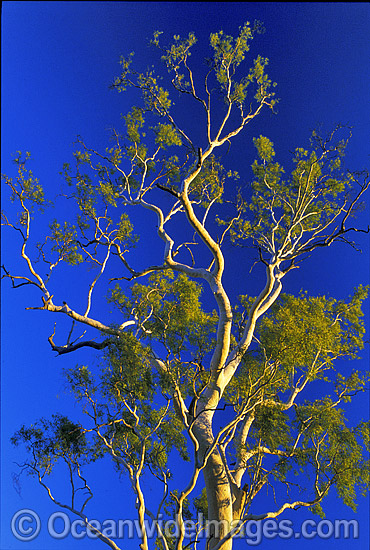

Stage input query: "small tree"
[{"left": 2, "top": 24, "right": 370, "bottom": 550}]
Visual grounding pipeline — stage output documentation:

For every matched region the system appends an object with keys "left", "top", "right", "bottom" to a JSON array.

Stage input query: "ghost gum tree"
[{"left": 2, "top": 23, "right": 370, "bottom": 550}]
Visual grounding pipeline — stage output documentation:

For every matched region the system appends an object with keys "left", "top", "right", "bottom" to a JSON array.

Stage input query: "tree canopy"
[{"left": 2, "top": 21, "right": 369, "bottom": 550}]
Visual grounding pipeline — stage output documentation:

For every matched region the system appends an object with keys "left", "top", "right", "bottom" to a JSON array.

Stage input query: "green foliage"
[
  {"left": 252, "top": 403, "right": 291, "bottom": 449},
  {"left": 108, "top": 272, "right": 217, "bottom": 371},
  {"left": 9, "top": 152, "right": 46, "bottom": 205},
  {"left": 136, "top": 70, "right": 172, "bottom": 115},
  {"left": 124, "top": 106, "right": 145, "bottom": 143},
  {"left": 116, "top": 213, "right": 138, "bottom": 244},
  {"left": 258, "top": 286, "right": 368, "bottom": 374},
  {"left": 227, "top": 286, "right": 368, "bottom": 407},
  {"left": 247, "top": 56, "right": 277, "bottom": 105},
  {"left": 11, "top": 415, "right": 90, "bottom": 475},
  {"left": 64, "top": 347, "right": 191, "bottom": 477},
  {"left": 189, "top": 155, "right": 239, "bottom": 207},
  {"left": 209, "top": 22, "right": 271, "bottom": 105},
  {"left": 153, "top": 123, "right": 182, "bottom": 148},
  {"left": 221, "top": 127, "right": 359, "bottom": 257},
  {"left": 223, "top": 286, "right": 369, "bottom": 514},
  {"left": 102, "top": 333, "right": 154, "bottom": 403},
  {"left": 153, "top": 22, "right": 276, "bottom": 110},
  {"left": 48, "top": 219, "right": 83, "bottom": 265},
  {"left": 295, "top": 399, "right": 370, "bottom": 511},
  {"left": 1, "top": 152, "right": 51, "bottom": 225},
  {"left": 253, "top": 135, "right": 276, "bottom": 163},
  {"left": 65, "top": 365, "right": 96, "bottom": 400},
  {"left": 111, "top": 51, "right": 135, "bottom": 92},
  {"left": 157, "top": 31, "right": 197, "bottom": 70}
]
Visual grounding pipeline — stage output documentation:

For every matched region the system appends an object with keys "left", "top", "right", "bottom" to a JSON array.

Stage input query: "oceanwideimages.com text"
[{"left": 11, "top": 509, "right": 360, "bottom": 545}]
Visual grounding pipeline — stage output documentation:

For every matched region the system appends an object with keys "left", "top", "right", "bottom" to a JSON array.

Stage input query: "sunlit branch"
[
  {"left": 27, "top": 461, "right": 121, "bottom": 550},
  {"left": 84, "top": 244, "right": 112, "bottom": 317},
  {"left": 223, "top": 261, "right": 283, "bottom": 383},
  {"left": 26, "top": 295, "right": 136, "bottom": 336}
]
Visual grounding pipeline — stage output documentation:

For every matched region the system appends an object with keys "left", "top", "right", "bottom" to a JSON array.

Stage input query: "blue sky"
[{"left": 1, "top": 2, "right": 369, "bottom": 549}]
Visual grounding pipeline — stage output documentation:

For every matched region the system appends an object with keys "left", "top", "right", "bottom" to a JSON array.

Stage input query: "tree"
[{"left": 2, "top": 23, "right": 370, "bottom": 550}]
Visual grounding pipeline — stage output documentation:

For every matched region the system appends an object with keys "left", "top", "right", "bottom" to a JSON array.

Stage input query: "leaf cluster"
[
  {"left": 109, "top": 271, "right": 217, "bottom": 366},
  {"left": 11, "top": 414, "right": 90, "bottom": 475}
]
